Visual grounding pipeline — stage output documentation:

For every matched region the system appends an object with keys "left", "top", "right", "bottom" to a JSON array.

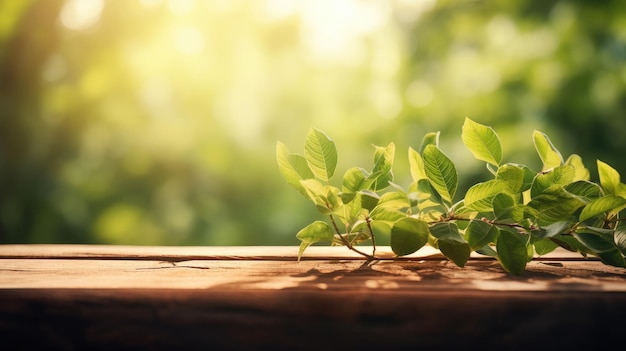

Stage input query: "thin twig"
[
  {"left": 329, "top": 214, "right": 374, "bottom": 260},
  {"left": 365, "top": 215, "right": 376, "bottom": 257}
]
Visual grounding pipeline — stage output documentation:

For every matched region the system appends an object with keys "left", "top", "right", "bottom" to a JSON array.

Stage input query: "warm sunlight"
[
  {"left": 59, "top": 0, "right": 104, "bottom": 30},
  {"left": 2, "top": 0, "right": 625, "bottom": 246}
]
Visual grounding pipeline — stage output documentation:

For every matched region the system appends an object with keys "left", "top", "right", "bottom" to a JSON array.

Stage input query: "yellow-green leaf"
[
  {"left": 579, "top": 195, "right": 626, "bottom": 222},
  {"left": 422, "top": 144, "right": 457, "bottom": 205},
  {"left": 530, "top": 165, "right": 575, "bottom": 198},
  {"left": 464, "top": 180, "right": 506, "bottom": 212},
  {"left": 597, "top": 160, "right": 621, "bottom": 196},
  {"left": 419, "top": 131, "right": 439, "bottom": 153},
  {"left": 296, "top": 221, "right": 335, "bottom": 260},
  {"left": 408, "top": 147, "right": 426, "bottom": 182},
  {"left": 304, "top": 128, "right": 337, "bottom": 182},
  {"left": 565, "top": 154, "right": 590, "bottom": 181},
  {"left": 461, "top": 118, "right": 502, "bottom": 166},
  {"left": 533, "top": 130, "right": 563, "bottom": 171},
  {"left": 276, "top": 141, "right": 314, "bottom": 198}
]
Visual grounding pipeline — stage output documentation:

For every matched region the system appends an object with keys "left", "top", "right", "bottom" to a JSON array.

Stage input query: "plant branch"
[
  {"left": 365, "top": 215, "right": 376, "bottom": 257},
  {"left": 328, "top": 214, "right": 374, "bottom": 260},
  {"left": 428, "top": 215, "right": 539, "bottom": 232},
  {"left": 479, "top": 217, "right": 538, "bottom": 231}
]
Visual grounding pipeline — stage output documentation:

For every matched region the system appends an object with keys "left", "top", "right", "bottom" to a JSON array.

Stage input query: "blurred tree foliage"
[{"left": 0, "top": 0, "right": 624, "bottom": 245}]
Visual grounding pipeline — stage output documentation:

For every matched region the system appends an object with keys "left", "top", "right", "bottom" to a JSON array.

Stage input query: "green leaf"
[
  {"left": 534, "top": 239, "right": 559, "bottom": 256},
  {"left": 297, "top": 222, "right": 334, "bottom": 243},
  {"left": 422, "top": 144, "right": 458, "bottom": 205},
  {"left": 533, "top": 130, "right": 564, "bottom": 171},
  {"left": 579, "top": 195, "right": 626, "bottom": 222},
  {"left": 332, "top": 232, "right": 371, "bottom": 246},
  {"left": 496, "top": 163, "right": 534, "bottom": 193},
  {"left": 438, "top": 240, "right": 471, "bottom": 267},
  {"left": 414, "top": 178, "right": 445, "bottom": 210},
  {"left": 564, "top": 180, "right": 603, "bottom": 202},
  {"left": 461, "top": 118, "right": 502, "bottom": 166},
  {"left": 430, "top": 222, "right": 470, "bottom": 267},
  {"left": 335, "top": 193, "right": 367, "bottom": 228},
  {"left": 373, "top": 143, "right": 395, "bottom": 172},
  {"left": 342, "top": 167, "right": 376, "bottom": 197},
  {"left": 530, "top": 165, "right": 575, "bottom": 198},
  {"left": 508, "top": 204, "right": 539, "bottom": 224},
  {"left": 492, "top": 193, "right": 516, "bottom": 219},
  {"left": 359, "top": 190, "right": 380, "bottom": 211},
  {"left": 615, "top": 228, "right": 626, "bottom": 256},
  {"left": 465, "top": 220, "right": 499, "bottom": 251},
  {"left": 375, "top": 191, "right": 410, "bottom": 211},
  {"left": 573, "top": 232, "right": 626, "bottom": 268},
  {"left": 528, "top": 186, "right": 586, "bottom": 225},
  {"left": 370, "top": 143, "right": 395, "bottom": 191},
  {"left": 476, "top": 245, "right": 498, "bottom": 257},
  {"left": 304, "top": 128, "right": 337, "bottom": 182},
  {"left": 565, "top": 154, "right": 590, "bottom": 181},
  {"left": 296, "top": 221, "right": 335, "bottom": 260},
  {"left": 552, "top": 234, "right": 591, "bottom": 255},
  {"left": 429, "top": 222, "right": 461, "bottom": 240},
  {"left": 276, "top": 141, "right": 314, "bottom": 197},
  {"left": 464, "top": 180, "right": 506, "bottom": 212},
  {"left": 368, "top": 206, "right": 405, "bottom": 223},
  {"left": 496, "top": 229, "right": 529, "bottom": 275},
  {"left": 300, "top": 179, "right": 340, "bottom": 214},
  {"left": 408, "top": 147, "right": 426, "bottom": 182},
  {"left": 531, "top": 221, "right": 572, "bottom": 239},
  {"left": 597, "top": 160, "right": 621, "bottom": 196},
  {"left": 419, "top": 131, "right": 439, "bottom": 153},
  {"left": 390, "top": 217, "right": 429, "bottom": 256}
]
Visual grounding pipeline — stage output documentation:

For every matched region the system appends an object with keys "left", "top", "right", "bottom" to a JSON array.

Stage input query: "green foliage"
[
  {"left": 3, "top": 1, "right": 626, "bottom": 248},
  {"left": 390, "top": 217, "right": 429, "bottom": 256},
  {"left": 304, "top": 128, "right": 338, "bottom": 182},
  {"left": 461, "top": 118, "right": 502, "bottom": 167},
  {"left": 278, "top": 119, "right": 626, "bottom": 274}
]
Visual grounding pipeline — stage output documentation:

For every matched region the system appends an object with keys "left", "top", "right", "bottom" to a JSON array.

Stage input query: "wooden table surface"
[{"left": 1, "top": 244, "right": 625, "bottom": 350}]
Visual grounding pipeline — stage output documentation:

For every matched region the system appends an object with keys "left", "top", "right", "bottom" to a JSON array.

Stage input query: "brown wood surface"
[{"left": 1, "top": 244, "right": 625, "bottom": 350}]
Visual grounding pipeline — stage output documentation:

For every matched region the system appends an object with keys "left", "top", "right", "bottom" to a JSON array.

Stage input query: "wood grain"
[
  {"left": 1, "top": 245, "right": 625, "bottom": 350},
  {"left": 0, "top": 244, "right": 592, "bottom": 260}
]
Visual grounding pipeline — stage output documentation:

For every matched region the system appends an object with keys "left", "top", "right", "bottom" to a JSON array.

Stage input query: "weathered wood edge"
[
  {"left": 1, "top": 288, "right": 625, "bottom": 350},
  {"left": 0, "top": 244, "right": 595, "bottom": 261}
]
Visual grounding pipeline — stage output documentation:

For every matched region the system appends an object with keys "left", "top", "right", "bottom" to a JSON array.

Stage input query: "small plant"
[{"left": 276, "top": 118, "right": 626, "bottom": 275}]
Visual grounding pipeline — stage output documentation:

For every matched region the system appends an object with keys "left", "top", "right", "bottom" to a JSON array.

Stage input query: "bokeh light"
[{"left": 1, "top": 0, "right": 625, "bottom": 245}]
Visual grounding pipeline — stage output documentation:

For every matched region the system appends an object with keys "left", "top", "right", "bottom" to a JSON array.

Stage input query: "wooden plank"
[
  {"left": 1, "top": 245, "right": 625, "bottom": 350},
  {"left": 1, "top": 257, "right": 625, "bottom": 291},
  {"left": 2, "top": 287, "right": 625, "bottom": 350},
  {"left": 0, "top": 245, "right": 623, "bottom": 291},
  {"left": 0, "top": 244, "right": 594, "bottom": 260}
]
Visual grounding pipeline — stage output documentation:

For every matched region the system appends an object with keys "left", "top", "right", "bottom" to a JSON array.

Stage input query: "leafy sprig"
[{"left": 276, "top": 118, "right": 626, "bottom": 275}]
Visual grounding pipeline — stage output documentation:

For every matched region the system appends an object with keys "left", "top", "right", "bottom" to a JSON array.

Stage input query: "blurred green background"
[{"left": 1, "top": 0, "right": 625, "bottom": 246}]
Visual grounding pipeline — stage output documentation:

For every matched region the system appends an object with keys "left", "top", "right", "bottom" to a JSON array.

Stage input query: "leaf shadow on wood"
[{"left": 279, "top": 258, "right": 626, "bottom": 292}]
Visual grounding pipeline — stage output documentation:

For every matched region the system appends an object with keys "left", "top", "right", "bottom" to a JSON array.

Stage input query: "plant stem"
[
  {"left": 329, "top": 214, "right": 375, "bottom": 260},
  {"left": 365, "top": 215, "right": 376, "bottom": 257}
]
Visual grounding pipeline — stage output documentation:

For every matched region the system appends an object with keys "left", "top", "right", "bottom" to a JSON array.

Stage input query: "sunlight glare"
[
  {"left": 263, "top": 0, "right": 299, "bottom": 21},
  {"left": 168, "top": 0, "right": 196, "bottom": 16},
  {"left": 173, "top": 26, "right": 205, "bottom": 55},
  {"left": 299, "top": 0, "right": 389, "bottom": 63},
  {"left": 139, "top": 0, "right": 163, "bottom": 8},
  {"left": 59, "top": 0, "right": 104, "bottom": 31},
  {"left": 394, "top": 0, "right": 437, "bottom": 24}
]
